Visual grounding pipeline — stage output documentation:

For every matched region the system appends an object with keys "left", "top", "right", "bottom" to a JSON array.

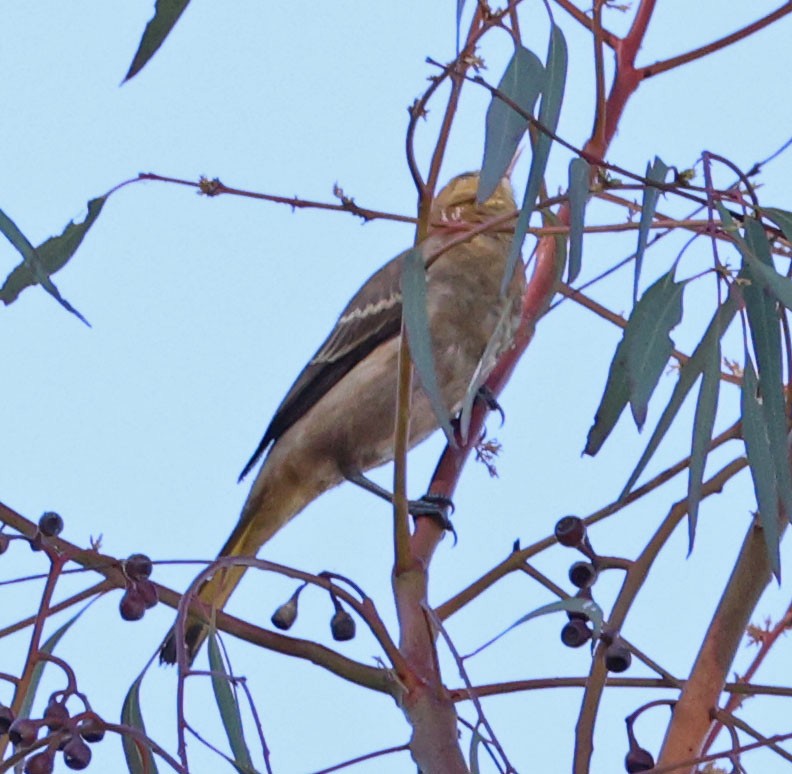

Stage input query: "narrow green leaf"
[
  {"left": 762, "top": 206, "right": 792, "bottom": 243},
  {"left": 1, "top": 196, "right": 106, "bottom": 305},
  {"left": 586, "top": 270, "right": 684, "bottom": 456},
  {"left": 584, "top": 335, "right": 630, "bottom": 457},
  {"left": 125, "top": 0, "right": 191, "bottom": 81},
  {"left": 567, "top": 157, "right": 590, "bottom": 283},
  {"left": 402, "top": 247, "right": 456, "bottom": 444},
  {"left": 478, "top": 46, "right": 544, "bottom": 203},
  {"left": 455, "top": 0, "right": 467, "bottom": 54},
  {"left": 468, "top": 596, "right": 603, "bottom": 658},
  {"left": 122, "top": 669, "right": 160, "bottom": 774},
  {"left": 207, "top": 631, "right": 255, "bottom": 773},
  {"left": 0, "top": 207, "right": 89, "bottom": 324},
  {"left": 717, "top": 204, "right": 792, "bottom": 313},
  {"left": 624, "top": 270, "right": 685, "bottom": 429},
  {"left": 469, "top": 725, "right": 482, "bottom": 774},
  {"left": 503, "top": 23, "right": 568, "bottom": 295},
  {"left": 686, "top": 335, "right": 720, "bottom": 552},
  {"left": 741, "top": 358, "right": 782, "bottom": 578},
  {"left": 633, "top": 157, "right": 669, "bottom": 302},
  {"left": 740, "top": 218, "right": 792, "bottom": 521},
  {"left": 621, "top": 290, "right": 738, "bottom": 497},
  {"left": 18, "top": 602, "right": 97, "bottom": 720}
]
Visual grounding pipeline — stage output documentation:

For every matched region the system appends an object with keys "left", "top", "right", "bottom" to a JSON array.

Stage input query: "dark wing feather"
[{"left": 238, "top": 251, "right": 406, "bottom": 481}]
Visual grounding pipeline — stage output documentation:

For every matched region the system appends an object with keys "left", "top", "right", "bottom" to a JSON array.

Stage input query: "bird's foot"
[
  {"left": 410, "top": 493, "right": 457, "bottom": 541},
  {"left": 477, "top": 385, "right": 505, "bottom": 426}
]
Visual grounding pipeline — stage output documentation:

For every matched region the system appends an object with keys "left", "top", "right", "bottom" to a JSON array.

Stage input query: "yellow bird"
[{"left": 160, "top": 172, "right": 523, "bottom": 664}]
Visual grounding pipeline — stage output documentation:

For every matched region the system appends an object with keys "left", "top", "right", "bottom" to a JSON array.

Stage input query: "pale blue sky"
[{"left": 2, "top": 3, "right": 792, "bottom": 772}]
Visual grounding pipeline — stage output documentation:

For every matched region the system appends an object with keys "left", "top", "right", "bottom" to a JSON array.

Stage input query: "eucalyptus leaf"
[
  {"left": 686, "top": 334, "right": 720, "bottom": 551},
  {"left": 402, "top": 247, "right": 456, "bottom": 444},
  {"left": 762, "top": 206, "right": 792, "bottom": 243},
  {"left": 126, "top": 0, "right": 191, "bottom": 81},
  {"left": 122, "top": 670, "right": 160, "bottom": 774},
  {"left": 586, "top": 270, "right": 684, "bottom": 455},
  {"left": 621, "top": 290, "right": 738, "bottom": 497},
  {"left": 478, "top": 46, "right": 544, "bottom": 203},
  {"left": 741, "top": 358, "right": 782, "bottom": 578},
  {"left": 19, "top": 601, "right": 98, "bottom": 721},
  {"left": 740, "top": 218, "right": 792, "bottom": 520},
  {"left": 504, "top": 24, "right": 567, "bottom": 295},
  {"left": 208, "top": 631, "right": 256, "bottom": 773},
  {"left": 468, "top": 596, "right": 603, "bottom": 658},
  {"left": 0, "top": 207, "right": 89, "bottom": 324},
  {"left": 625, "top": 269, "right": 685, "bottom": 429},
  {"left": 633, "top": 157, "right": 669, "bottom": 302},
  {"left": 567, "top": 157, "right": 590, "bottom": 284},
  {"left": 1, "top": 196, "right": 106, "bottom": 305}
]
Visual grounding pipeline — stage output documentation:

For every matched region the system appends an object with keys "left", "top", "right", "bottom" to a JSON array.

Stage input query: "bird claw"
[
  {"left": 410, "top": 494, "right": 457, "bottom": 543},
  {"left": 477, "top": 385, "right": 505, "bottom": 426}
]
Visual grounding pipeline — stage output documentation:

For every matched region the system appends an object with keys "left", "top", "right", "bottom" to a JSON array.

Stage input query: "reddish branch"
[{"left": 702, "top": 601, "right": 792, "bottom": 753}]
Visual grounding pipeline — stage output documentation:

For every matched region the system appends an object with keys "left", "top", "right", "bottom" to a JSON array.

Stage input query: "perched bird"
[{"left": 160, "top": 172, "right": 524, "bottom": 664}]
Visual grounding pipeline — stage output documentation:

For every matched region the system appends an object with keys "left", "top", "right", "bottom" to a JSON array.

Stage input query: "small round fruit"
[
  {"left": 125, "top": 553, "right": 153, "bottom": 580},
  {"left": 136, "top": 579, "right": 159, "bottom": 609},
  {"left": 62, "top": 735, "right": 92, "bottom": 770},
  {"left": 38, "top": 512, "right": 64, "bottom": 538},
  {"left": 330, "top": 609, "right": 356, "bottom": 641},
  {"left": 119, "top": 588, "right": 146, "bottom": 621},
  {"left": 43, "top": 700, "right": 70, "bottom": 731},
  {"left": 271, "top": 599, "right": 298, "bottom": 631},
  {"left": 8, "top": 717, "right": 38, "bottom": 747},
  {"left": 554, "top": 515, "right": 586, "bottom": 547},
  {"left": 569, "top": 561, "right": 598, "bottom": 589},
  {"left": 625, "top": 746, "right": 654, "bottom": 772},
  {"left": 605, "top": 642, "right": 632, "bottom": 673},
  {"left": 0, "top": 533, "right": 10, "bottom": 554},
  {"left": 77, "top": 717, "right": 105, "bottom": 744},
  {"left": 0, "top": 704, "right": 15, "bottom": 735},
  {"left": 560, "top": 619, "right": 592, "bottom": 648},
  {"left": 24, "top": 750, "right": 55, "bottom": 774}
]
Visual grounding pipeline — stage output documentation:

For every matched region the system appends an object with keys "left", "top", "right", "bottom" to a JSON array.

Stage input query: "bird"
[{"left": 160, "top": 171, "right": 525, "bottom": 664}]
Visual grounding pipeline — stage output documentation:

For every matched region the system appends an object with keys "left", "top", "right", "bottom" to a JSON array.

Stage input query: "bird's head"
[{"left": 431, "top": 172, "right": 515, "bottom": 224}]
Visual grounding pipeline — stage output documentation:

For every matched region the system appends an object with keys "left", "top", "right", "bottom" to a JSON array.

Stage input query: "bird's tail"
[{"left": 159, "top": 446, "right": 338, "bottom": 664}]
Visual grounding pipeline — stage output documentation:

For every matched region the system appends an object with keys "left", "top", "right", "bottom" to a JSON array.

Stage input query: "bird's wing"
[{"left": 238, "top": 251, "right": 406, "bottom": 480}]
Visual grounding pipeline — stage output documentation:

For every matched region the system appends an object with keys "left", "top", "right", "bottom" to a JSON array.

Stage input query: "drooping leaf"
[
  {"left": 468, "top": 596, "right": 604, "bottom": 658},
  {"left": 455, "top": 0, "right": 467, "bottom": 54},
  {"left": 586, "top": 270, "right": 684, "bottom": 456},
  {"left": 19, "top": 601, "right": 98, "bottom": 721},
  {"left": 122, "top": 669, "right": 160, "bottom": 774},
  {"left": 402, "top": 247, "right": 456, "bottom": 444},
  {"left": 741, "top": 358, "right": 782, "bottom": 579},
  {"left": 567, "top": 157, "right": 590, "bottom": 283},
  {"left": 0, "top": 208, "right": 90, "bottom": 324},
  {"left": 1, "top": 196, "right": 106, "bottom": 305},
  {"left": 125, "top": 0, "right": 191, "bottom": 81},
  {"left": 624, "top": 269, "right": 685, "bottom": 429},
  {"left": 469, "top": 724, "right": 483, "bottom": 774},
  {"left": 740, "top": 218, "right": 792, "bottom": 520},
  {"left": 478, "top": 46, "right": 544, "bottom": 203},
  {"left": 717, "top": 204, "right": 792, "bottom": 313},
  {"left": 503, "top": 23, "right": 568, "bottom": 294},
  {"left": 686, "top": 334, "right": 720, "bottom": 552},
  {"left": 585, "top": 335, "right": 630, "bottom": 457},
  {"left": 762, "top": 206, "right": 792, "bottom": 243},
  {"left": 633, "top": 157, "right": 669, "bottom": 302},
  {"left": 621, "top": 289, "right": 739, "bottom": 497},
  {"left": 208, "top": 631, "right": 255, "bottom": 773}
]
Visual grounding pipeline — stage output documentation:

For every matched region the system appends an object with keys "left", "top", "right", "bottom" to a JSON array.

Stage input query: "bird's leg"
[{"left": 343, "top": 471, "right": 455, "bottom": 531}]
